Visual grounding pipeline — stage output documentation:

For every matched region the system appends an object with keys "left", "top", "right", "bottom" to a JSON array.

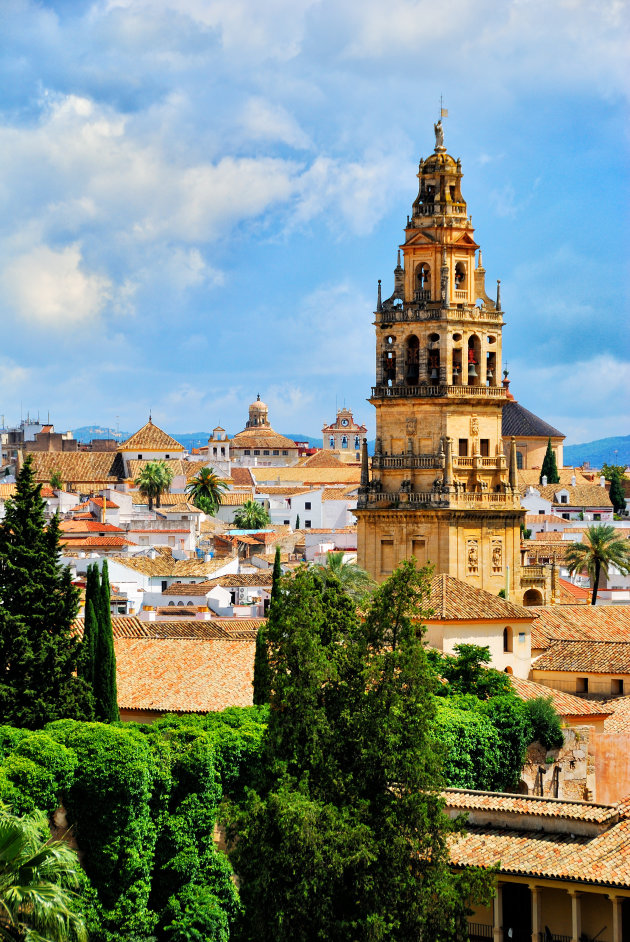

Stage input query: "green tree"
[
  {"left": 316, "top": 551, "right": 375, "bottom": 604},
  {"left": 185, "top": 467, "right": 228, "bottom": 516},
  {"left": 565, "top": 524, "right": 630, "bottom": 605},
  {"left": 231, "top": 501, "right": 270, "bottom": 530},
  {"left": 252, "top": 549, "right": 280, "bottom": 706},
  {"left": 0, "top": 802, "right": 87, "bottom": 941},
  {"left": 295, "top": 514, "right": 299, "bottom": 530},
  {"left": 93, "top": 561, "right": 118, "bottom": 723},
  {"left": 134, "top": 461, "right": 173, "bottom": 511},
  {"left": 0, "top": 456, "right": 94, "bottom": 728},
  {"left": 539, "top": 438, "right": 559, "bottom": 485},
  {"left": 609, "top": 472, "right": 627, "bottom": 516},
  {"left": 601, "top": 463, "right": 626, "bottom": 481},
  {"left": 228, "top": 562, "right": 493, "bottom": 941}
]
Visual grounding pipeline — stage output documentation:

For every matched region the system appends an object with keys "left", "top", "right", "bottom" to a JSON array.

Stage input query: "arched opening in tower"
[
  {"left": 405, "top": 335, "right": 420, "bottom": 385},
  {"left": 382, "top": 349, "right": 396, "bottom": 386},
  {"left": 467, "top": 335, "right": 481, "bottom": 386}
]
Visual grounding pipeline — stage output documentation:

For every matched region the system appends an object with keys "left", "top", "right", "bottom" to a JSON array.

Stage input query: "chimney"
[
  {"left": 571, "top": 475, "right": 576, "bottom": 487},
  {"left": 542, "top": 475, "right": 547, "bottom": 487},
  {"left": 600, "top": 475, "right": 606, "bottom": 487}
]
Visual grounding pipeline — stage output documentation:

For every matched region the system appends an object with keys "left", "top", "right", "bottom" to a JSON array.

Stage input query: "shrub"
[{"left": 524, "top": 696, "right": 564, "bottom": 750}]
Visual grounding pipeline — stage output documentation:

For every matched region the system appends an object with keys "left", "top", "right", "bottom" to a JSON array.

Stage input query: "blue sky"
[{"left": 0, "top": 0, "right": 628, "bottom": 446}]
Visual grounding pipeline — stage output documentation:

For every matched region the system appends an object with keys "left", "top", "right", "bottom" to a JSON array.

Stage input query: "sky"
[{"left": 0, "top": 0, "right": 628, "bottom": 446}]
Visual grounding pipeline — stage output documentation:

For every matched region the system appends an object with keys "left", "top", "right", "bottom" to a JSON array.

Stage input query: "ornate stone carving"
[
  {"left": 467, "top": 540, "right": 479, "bottom": 573},
  {"left": 492, "top": 540, "right": 503, "bottom": 572},
  {"left": 406, "top": 417, "right": 417, "bottom": 435},
  {"left": 470, "top": 415, "right": 479, "bottom": 436},
  {"left": 434, "top": 119, "right": 444, "bottom": 149}
]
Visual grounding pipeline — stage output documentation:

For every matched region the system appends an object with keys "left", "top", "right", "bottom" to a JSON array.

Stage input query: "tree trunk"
[
  {"left": 591, "top": 559, "right": 601, "bottom": 605},
  {"left": 148, "top": 494, "right": 153, "bottom": 512}
]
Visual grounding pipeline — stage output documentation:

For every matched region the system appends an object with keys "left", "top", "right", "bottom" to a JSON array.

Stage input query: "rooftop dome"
[
  {"left": 420, "top": 151, "right": 458, "bottom": 174},
  {"left": 250, "top": 395, "right": 267, "bottom": 412}
]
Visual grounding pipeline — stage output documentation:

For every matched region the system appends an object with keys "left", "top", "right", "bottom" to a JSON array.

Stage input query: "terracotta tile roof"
[
  {"left": 121, "top": 419, "right": 184, "bottom": 452},
  {"left": 534, "top": 640, "right": 630, "bottom": 674},
  {"left": 90, "top": 496, "right": 119, "bottom": 508},
  {"left": 510, "top": 675, "right": 611, "bottom": 717},
  {"left": 59, "top": 520, "right": 124, "bottom": 533},
  {"left": 321, "top": 487, "right": 353, "bottom": 501},
  {"left": 556, "top": 578, "right": 590, "bottom": 604},
  {"left": 26, "top": 452, "right": 123, "bottom": 485},
  {"left": 204, "top": 572, "right": 274, "bottom": 588},
  {"left": 255, "top": 486, "right": 313, "bottom": 496},
  {"left": 302, "top": 526, "right": 357, "bottom": 534},
  {"left": 75, "top": 615, "right": 264, "bottom": 641},
  {"left": 162, "top": 582, "right": 214, "bottom": 596},
  {"left": 114, "top": 637, "right": 255, "bottom": 713},
  {"left": 128, "top": 528, "right": 190, "bottom": 534},
  {"left": 220, "top": 491, "right": 254, "bottom": 505},
  {"left": 424, "top": 573, "right": 534, "bottom": 621},
  {"left": 518, "top": 469, "right": 592, "bottom": 491},
  {"left": 603, "top": 696, "right": 630, "bottom": 733},
  {"left": 108, "top": 554, "right": 236, "bottom": 577},
  {"left": 0, "top": 484, "right": 17, "bottom": 499},
  {"left": 444, "top": 788, "right": 617, "bottom": 825},
  {"left": 40, "top": 485, "right": 56, "bottom": 497},
  {"left": 534, "top": 531, "right": 564, "bottom": 541},
  {"left": 230, "top": 467, "right": 254, "bottom": 487},
  {"left": 530, "top": 605, "right": 630, "bottom": 651},
  {"left": 446, "top": 789, "right": 630, "bottom": 888},
  {"left": 299, "top": 451, "right": 349, "bottom": 468},
  {"left": 537, "top": 483, "right": 613, "bottom": 508},
  {"left": 61, "top": 535, "right": 134, "bottom": 548},
  {"left": 127, "top": 459, "right": 211, "bottom": 481}
]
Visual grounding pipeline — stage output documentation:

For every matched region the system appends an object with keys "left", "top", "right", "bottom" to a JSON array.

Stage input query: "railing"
[
  {"left": 371, "top": 384, "right": 507, "bottom": 400},
  {"left": 359, "top": 490, "right": 521, "bottom": 510},
  {"left": 455, "top": 457, "right": 473, "bottom": 467},
  {"left": 454, "top": 289, "right": 468, "bottom": 299},
  {"left": 467, "top": 924, "right": 493, "bottom": 941},
  {"left": 372, "top": 455, "right": 437, "bottom": 470},
  {"left": 377, "top": 306, "right": 442, "bottom": 324},
  {"left": 521, "top": 565, "right": 545, "bottom": 580},
  {"left": 414, "top": 289, "right": 431, "bottom": 301}
]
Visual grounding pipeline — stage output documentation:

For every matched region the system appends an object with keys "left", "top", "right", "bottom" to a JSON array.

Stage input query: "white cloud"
[
  {"left": 240, "top": 98, "right": 311, "bottom": 149},
  {"left": 0, "top": 357, "right": 30, "bottom": 389},
  {"left": 2, "top": 244, "right": 111, "bottom": 326}
]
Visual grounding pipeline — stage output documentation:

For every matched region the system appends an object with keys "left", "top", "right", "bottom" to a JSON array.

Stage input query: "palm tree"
[
  {"left": 185, "top": 467, "right": 228, "bottom": 516},
  {"left": 316, "top": 551, "right": 375, "bottom": 604},
  {"left": 565, "top": 524, "right": 630, "bottom": 605},
  {"left": 0, "top": 803, "right": 87, "bottom": 942},
  {"left": 232, "top": 500, "right": 271, "bottom": 530},
  {"left": 133, "top": 461, "right": 173, "bottom": 511}
]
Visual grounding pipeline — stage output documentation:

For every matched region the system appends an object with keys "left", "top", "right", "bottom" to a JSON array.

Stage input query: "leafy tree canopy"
[
  {"left": 231, "top": 501, "right": 270, "bottom": 530},
  {"left": 185, "top": 468, "right": 228, "bottom": 517},
  {"left": 565, "top": 524, "right": 630, "bottom": 604}
]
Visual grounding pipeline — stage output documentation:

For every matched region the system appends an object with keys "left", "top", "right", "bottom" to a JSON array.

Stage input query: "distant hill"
[
  {"left": 564, "top": 435, "right": 630, "bottom": 469},
  {"left": 72, "top": 426, "right": 129, "bottom": 443}
]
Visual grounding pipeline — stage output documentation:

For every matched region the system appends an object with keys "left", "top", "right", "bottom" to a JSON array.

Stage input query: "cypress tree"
[
  {"left": 295, "top": 514, "right": 300, "bottom": 530},
  {"left": 93, "top": 559, "right": 119, "bottom": 722},
  {"left": 78, "top": 564, "right": 98, "bottom": 685},
  {"left": 609, "top": 472, "right": 627, "bottom": 515},
  {"left": 540, "top": 438, "right": 560, "bottom": 484},
  {"left": 253, "top": 547, "right": 280, "bottom": 704},
  {"left": 0, "top": 455, "right": 94, "bottom": 727}
]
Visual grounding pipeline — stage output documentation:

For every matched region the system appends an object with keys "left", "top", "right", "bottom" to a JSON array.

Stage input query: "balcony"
[
  {"left": 372, "top": 455, "right": 438, "bottom": 470},
  {"left": 358, "top": 489, "right": 521, "bottom": 511},
  {"left": 371, "top": 384, "right": 506, "bottom": 400}
]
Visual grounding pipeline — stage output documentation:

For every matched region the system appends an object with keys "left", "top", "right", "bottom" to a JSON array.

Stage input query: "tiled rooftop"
[
  {"left": 534, "top": 640, "right": 630, "bottom": 674},
  {"left": 444, "top": 788, "right": 618, "bottom": 824},
  {"left": 252, "top": 467, "right": 362, "bottom": 485},
  {"left": 120, "top": 419, "right": 184, "bottom": 452},
  {"left": 115, "top": 637, "right": 256, "bottom": 713},
  {"left": 26, "top": 452, "right": 123, "bottom": 484},
  {"left": 603, "top": 696, "right": 630, "bottom": 733},
  {"left": 108, "top": 554, "right": 236, "bottom": 577},
  {"left": 530, "top": 604, "right": 630, "bottom": 651},
  {"left": 425, "top": 573, "right": 534, "bottom": 622},
  {"left": 510, "top": 675, "right": 611, "bottom": 717}
]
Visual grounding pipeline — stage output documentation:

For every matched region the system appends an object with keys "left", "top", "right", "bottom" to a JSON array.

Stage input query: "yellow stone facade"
[{"left": 356, "top": 126, "right": 525, "bottom": 596}]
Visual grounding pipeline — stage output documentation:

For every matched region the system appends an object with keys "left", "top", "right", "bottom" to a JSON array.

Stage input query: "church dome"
[
  {"left": 250, "top": 397, "right": 267, "bottom": 412},
  {"left": 421, "top": 152, "right": 458, "bottom": 174}
]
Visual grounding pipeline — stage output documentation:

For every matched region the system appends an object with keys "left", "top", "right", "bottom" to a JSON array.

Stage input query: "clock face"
[{"left": 341, "top": 418, "right": 349, "bottom": 426}]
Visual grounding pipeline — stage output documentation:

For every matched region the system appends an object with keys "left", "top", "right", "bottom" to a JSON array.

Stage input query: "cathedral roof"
[
  {"left": 231, "top": 427, "right": 298, "bottom": 451},
  {"left": 502, "top": 400, "right": 564, "bottom": 440}
]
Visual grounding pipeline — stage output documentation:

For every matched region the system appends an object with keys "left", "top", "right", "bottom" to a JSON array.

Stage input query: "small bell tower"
[{"left": 356, "top": 120, "right": 524, "bottom": 596}]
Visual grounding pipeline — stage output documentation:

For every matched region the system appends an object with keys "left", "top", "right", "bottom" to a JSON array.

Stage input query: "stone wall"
[{"left": 520, "top": 725, "right": 595, "bottom": 801}]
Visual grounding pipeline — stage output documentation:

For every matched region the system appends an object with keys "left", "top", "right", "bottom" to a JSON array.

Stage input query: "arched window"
[
  {"left": 405, "top": 335, "right": 420, "bottom": 385},
  {"left": 516, "top": 451, "right": 523, "bottom": 470},
  {"left": 341, "top": 436, "right": 348, "bottom": 449},
  {"left": 354, "top": 436, "right": 360, "bottom": 450},
  {"left": 503, "top": 627, "right": 513, "bottom": 653},
  {"left": 329, "top": 436, "right": 335, "bottom": 448}
]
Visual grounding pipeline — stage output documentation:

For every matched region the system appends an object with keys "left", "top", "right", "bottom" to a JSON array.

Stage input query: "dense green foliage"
[
  {"left": 231, "top": 502, "right": 271, "bottom": 530},
  {"left": 93, "top": 562, "right": 118, "bottom": 723},
  {"left": 185, "top": 468, "right": 228, "bottom": 516},
  {"left": 565, "top": 523, "right": 630, "bottom": 604},
  {"left": 228, "top": 563, "right": 494, "bottom": 942},
  {"left": 608, "top": 471, "right": 627, "bottom": 515},
  {"left": 252, "top": 550, "right": 280, "bottom": 705},
  {"left": 0, "top": 708, "right": 268, "bottom": 942},
  {"left": 523, "top": 696, "right": 564, "bottom": 750},
  {"left": 540, "top": 438, "right": 559, "bottom": 485},
  {"left": 0, "top": 456, "right": 94, "bottom": 728},
  {"left": 0, "top": 801, "right": 87, "bottom": 941}
]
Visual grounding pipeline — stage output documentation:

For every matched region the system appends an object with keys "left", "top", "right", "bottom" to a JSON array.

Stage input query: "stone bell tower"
[{"left": 356, "top": 121, "right": 524, "bottom": 595}]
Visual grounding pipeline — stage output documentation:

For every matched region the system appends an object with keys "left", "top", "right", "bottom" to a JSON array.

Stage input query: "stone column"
[
  {"left": 609, "top": 894, "right": 622, "bottom": 942},
  {"left": 531, "top": 886, "right": 542, "bottom": 942},
  {"left": 444, "top": 437, "right": 454, "bottom": 489},
  {"left": 493, "top": 883, "right": 503, "bottom": 942},
  {"left": 569, "top": 890, "right": 582, "bottom": 942}
]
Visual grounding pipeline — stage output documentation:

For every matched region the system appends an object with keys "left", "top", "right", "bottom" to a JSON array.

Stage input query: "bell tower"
[{"left": 356, "top": 122, "right": 524, "bottom": 595}]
